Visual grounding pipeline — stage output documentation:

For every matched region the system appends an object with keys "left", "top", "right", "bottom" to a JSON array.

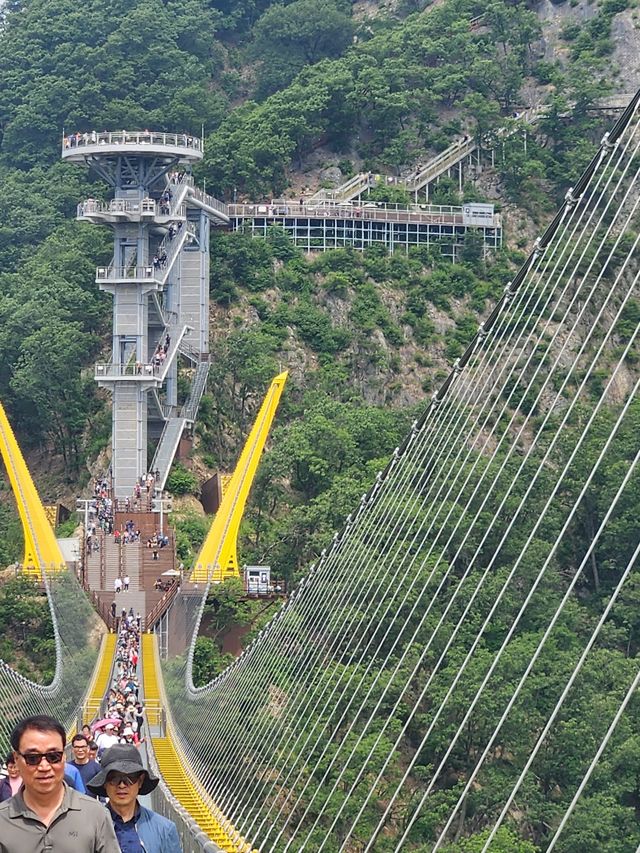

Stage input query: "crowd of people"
[
  {"left": 115, "top": 518, "right": 141, "bottom": 545},
  {"left": 152, "top": 334, "right": 171, "bottom": 371},
  {"left": 64, "top": 129, "right": 201, "bottom": 150},
  {"left": 96, "top": 616, "right": 145, "bottom": 753},
  {"left": 152, "top": 248, "right": 168, "bottom": 270},
  {"left": 0, "top": 613, "right": 182, "bottom": 851},
  {"left": 159, "top": 188, "right": 173, "bottom": 215},
  {"left": 142, "top": 529, "right": 169, "bottom": 562}
]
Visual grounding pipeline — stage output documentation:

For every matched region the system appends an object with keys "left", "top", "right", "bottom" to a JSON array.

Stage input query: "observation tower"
[{"left": 62, "top": 131, "right": 229, "bottom": 498}]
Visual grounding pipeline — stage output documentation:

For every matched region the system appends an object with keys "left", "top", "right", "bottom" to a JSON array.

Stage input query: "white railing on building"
[
  {"left": 95, "top": 363, "right": 159, "bottom": 379},
  {"left": 96, "top": 265, "right": 155, "bottom": 281},
  {"left": 228, "top": 201, "right": 499, "bottom": 227}
]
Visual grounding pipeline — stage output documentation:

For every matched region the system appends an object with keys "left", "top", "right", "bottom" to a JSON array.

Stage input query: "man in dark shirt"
[{"left": 68, "top": 734, "right": 102, "bottom": 796}]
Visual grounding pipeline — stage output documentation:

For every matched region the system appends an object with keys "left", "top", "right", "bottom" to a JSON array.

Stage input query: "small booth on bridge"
[{"left": 244, "top": 564, "right": 272, "bottom": 595}]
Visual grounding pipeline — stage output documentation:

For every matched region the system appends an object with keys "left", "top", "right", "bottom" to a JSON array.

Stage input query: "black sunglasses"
[
  {"left": 17, "top": 750, "right": 64, "bottom": 766},
  {"left": 106, "top": 773, "right": 143, "bottom": 787}
]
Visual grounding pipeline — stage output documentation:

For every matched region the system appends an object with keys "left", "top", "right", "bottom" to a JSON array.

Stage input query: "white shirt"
[{"left": 96, "top": 732, "right": 120, "bottom": 752}]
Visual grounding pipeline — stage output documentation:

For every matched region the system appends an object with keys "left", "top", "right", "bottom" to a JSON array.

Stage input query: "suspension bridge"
[{"left": 0, "top": 88, "right": 639, "bottom": 851}]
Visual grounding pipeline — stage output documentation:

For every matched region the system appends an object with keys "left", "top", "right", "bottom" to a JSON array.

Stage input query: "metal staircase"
[
  {"left": 313, "top": 106, "right": 549, "bottom": 203},
  {"left": 150, "top": 358, "right": 210, "bottom": 490},
  {"left": 182, "top": 361, "right": 210, "bottom": 423},
  {"left": 150, "top": 417, "right": 188, "bottom": 492},
  {"left": 309, "top": 172, "right": 375, "bottom": 204}
]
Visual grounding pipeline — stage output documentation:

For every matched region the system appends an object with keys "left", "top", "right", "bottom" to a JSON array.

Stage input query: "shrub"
[{"left": 166, "top": 463, "right": 199, "bottom": 496}]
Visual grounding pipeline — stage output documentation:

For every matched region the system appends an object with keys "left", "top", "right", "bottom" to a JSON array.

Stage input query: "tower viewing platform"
[
  {"left": 64, "top": 129, "right": 223, "bottom": 498},
  {"left": 62, "top": 129, "right": 203, "bottom": 163}
]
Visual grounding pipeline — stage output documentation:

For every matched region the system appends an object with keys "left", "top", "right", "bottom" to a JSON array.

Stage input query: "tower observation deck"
[{"left": 62, "top": 131, "right": 229, "bottom": 498}]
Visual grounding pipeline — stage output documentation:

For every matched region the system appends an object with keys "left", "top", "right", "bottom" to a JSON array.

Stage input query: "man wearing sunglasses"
[
  {"left": 87, "top": 743, "right": 182, "bottom": 852},
  {"left": 0, "top": 714, "right": 120, "bottom": 852}
]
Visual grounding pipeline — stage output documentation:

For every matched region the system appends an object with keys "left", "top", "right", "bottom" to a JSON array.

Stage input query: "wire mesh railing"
[{"left": 155, "top": 91, "right": 640, "bottom": 851}]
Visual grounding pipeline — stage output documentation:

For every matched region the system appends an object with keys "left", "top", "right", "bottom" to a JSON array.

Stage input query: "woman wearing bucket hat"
[{"left": 87, "top": 744, "right": 182, "bottom": 852}]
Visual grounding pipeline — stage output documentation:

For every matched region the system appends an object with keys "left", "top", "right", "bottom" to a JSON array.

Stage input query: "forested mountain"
[
  {"left": 0, "top": 0, "right": 638, "bottom": 847},
  {"left": 0, "top": 0, "right": 635, "bottom": 564}
]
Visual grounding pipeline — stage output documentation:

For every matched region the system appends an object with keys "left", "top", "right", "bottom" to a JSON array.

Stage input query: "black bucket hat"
[{"left": 86, "top": 744, "right": 159, "bottom": 797}]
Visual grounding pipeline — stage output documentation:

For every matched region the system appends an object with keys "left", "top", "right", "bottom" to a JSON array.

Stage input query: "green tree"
[{"left": 250, "top": 0, "right": 354, "bottom": 97}]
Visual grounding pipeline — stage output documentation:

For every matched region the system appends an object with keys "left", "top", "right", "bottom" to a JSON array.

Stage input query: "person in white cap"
[
  {"left": 119, "top": 727, "right": 138, "bottom": 746},
  {"left": 95, "top": 724, "right": 120, "bottom": 759}
]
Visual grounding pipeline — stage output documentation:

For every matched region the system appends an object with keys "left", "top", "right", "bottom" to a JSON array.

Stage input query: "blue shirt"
[
  {"left": 108, "top": 804, "right": 145, "bottom": 853},
  {"left": 64, "top": 763, "right": 86, "bottom": 794},
  {"left": 69, "top": 758, "right": 102, "bottom": 797}
]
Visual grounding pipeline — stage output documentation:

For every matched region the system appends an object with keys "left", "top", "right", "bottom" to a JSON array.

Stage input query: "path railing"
[{"left": 63, "top": 130, "right": 202, "bottom": 152}]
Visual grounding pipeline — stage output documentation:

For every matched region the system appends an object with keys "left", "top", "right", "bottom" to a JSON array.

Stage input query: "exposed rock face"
[
  {"left": 536, "top": 0, "right": 640, "bottom": 96},
  {"left": 319, "top": 165, "right": 343, "bottom": 185},
  {"left": 610, "top": 11, "right": 640, "bottom": 93}
]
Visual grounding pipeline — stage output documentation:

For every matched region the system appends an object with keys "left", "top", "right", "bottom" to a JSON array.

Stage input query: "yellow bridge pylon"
[
  {"left": 0, "top": 400, "right": 66, "bottom": 576},
  {"left": 191, "top": 371, "right": 288, "bottom": 583}
]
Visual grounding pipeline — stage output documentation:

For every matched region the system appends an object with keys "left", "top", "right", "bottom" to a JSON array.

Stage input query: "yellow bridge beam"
[
  {"left": 142, "top": 634, "right": 256, "bottom": 852},
  {"left": 82, "top": 632, "right": 117, "bottom": 723},
  {"left": 0, "top": 400, "right": 66, "bottom": 576},
  {"left": 67, "top": 631, "right": 116, "bottom": 739},
  {"left": 191, "top": 371, "right": 288, "bottom": 583}
]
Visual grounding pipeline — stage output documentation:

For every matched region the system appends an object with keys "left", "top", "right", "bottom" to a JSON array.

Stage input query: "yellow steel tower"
[
  {"left": 0, "top": 401, "right": 66, "bottom": 575},
  {"left": 191, "top": 371, "right": 288, "bottom": 583}
]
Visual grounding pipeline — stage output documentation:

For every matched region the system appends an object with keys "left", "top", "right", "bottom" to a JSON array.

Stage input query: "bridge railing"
[
  {"left": 146, "top": 745, "right": 224, "bottom": 853},
  {"left": 62, "top": 130, "right": 202, "bottom": 152}
]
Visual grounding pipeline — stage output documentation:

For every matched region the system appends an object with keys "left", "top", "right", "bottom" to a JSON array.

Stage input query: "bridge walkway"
[{"left": 141, "top": 633, "right": 253, "bottom": 852}]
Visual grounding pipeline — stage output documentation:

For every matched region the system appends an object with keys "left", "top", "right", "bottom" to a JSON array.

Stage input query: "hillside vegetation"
[
  {"left": 0, "top": 0, "right": 638, "bottom": 844},
  {"left": 0, "top": 0, "right": 625, "bottom": 554}
]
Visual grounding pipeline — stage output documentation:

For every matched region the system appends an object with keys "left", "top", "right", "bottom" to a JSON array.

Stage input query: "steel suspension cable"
[{"left": 276, "top": 138, "right": 640, "bottom": 844}]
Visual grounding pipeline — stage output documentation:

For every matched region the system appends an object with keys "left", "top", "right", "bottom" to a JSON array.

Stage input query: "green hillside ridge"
[
  {"left": 0, "top": 0, "right": 638, "bottom": 846},
  {"left": 0, "top": 0, "right": 629, "bottom": 589}
]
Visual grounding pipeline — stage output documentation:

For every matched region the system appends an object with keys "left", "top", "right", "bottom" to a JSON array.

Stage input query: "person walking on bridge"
[
  {"left": 0, "top": 714, "right": 120, "bottom": 852},
  {"left": 69, "top": 733, "right": 102, "bottom": 797},
  {"left": 88, "top": 743, "right": 182, "bottom": 852}
]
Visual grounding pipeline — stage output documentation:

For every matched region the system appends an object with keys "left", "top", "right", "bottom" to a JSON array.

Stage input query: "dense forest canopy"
[
  {"left": 0, "top": 0, "right": 620, "bottom": 483},
  {"left": 0, "top": 0, "right": 637, "bottom": 845}
]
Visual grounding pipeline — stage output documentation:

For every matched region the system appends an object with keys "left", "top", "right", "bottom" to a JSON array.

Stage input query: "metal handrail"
[
  {"left": 78, "top": 198, "right": 152, "bottom": 217},
  {"left": 310, "top": 172, "right": 375, "bottom": 204},
  {"left": 188, "top": 185, "right": 228, "bottom": 216},
  {"left": 95, "top": 363, "right": 161, "bottom": 378},
  {"left": 177, "top": 340, "right": 206, "bottom": 363},
  {"left": 78, "top": 196, "right": 186, "bottom": 220},
  {"left": 96, "top": 325, "right": 189, "bottom": 382},
  {"left": 154, "top": 222, "right": 197, "bottom": 284},
  {"left": 63, "top": 130, "right": 202, "bottom": 152},
  {"left": 404, "top": 139, "right": 477, "bottom": 190},
  {"left": 228, "top": 202, "right": 500, "bottom": 227},
  {"left": 96, "top": 265, "right": 155, "bottom": 280},
  {"left": 83, "top": 583, "right": 115, "bottom": 631},
  {"left": 404, "top": 105, "right": 548, "bottom": 191},
  {"left": 146, "top": 582, "right": 180, "bottom": 631},
  {"left": 99, "top": 533, "right": 106, "bottom": 590}
]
